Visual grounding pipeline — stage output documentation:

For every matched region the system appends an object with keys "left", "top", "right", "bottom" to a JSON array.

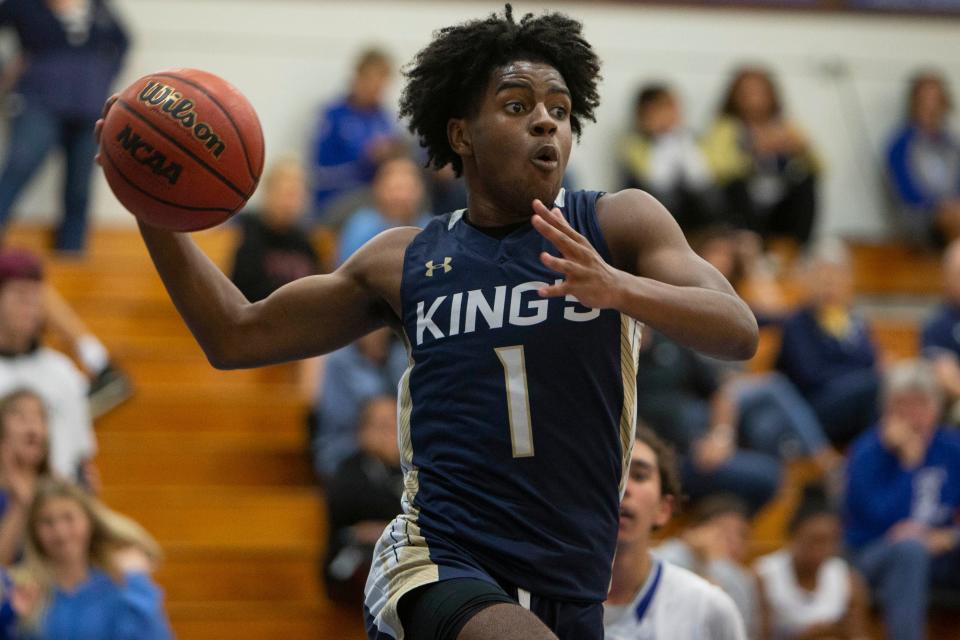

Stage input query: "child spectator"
[
  {"left": 702, "top": 66, "right": 819, "bottom": 246},
  {"left": 605, "top": 427, "right": 746, "bottom": 639},
  {"left": 8, "top": 479, "right": 170, "bottom": 639},
  {"left": 323, "top": 395, "right": 402, "bottom": 604},
  {"left": 0, "top": 249, "right": 94, "bottom": 483},
  {"left": 843, "top": 360, "right": 960, "bottom": 640},
  {"left": 0, "top": 0, "right": 129, "bottom": 252},
  {"left": 656, "top": 495, "right": 762, "bottom": 638},
  {"left": 0, "top": 389, "right": 49, "bottom": 565},
  {"left": 776, "top": 238, "right": 879, "bottom": 445},
  {"left": 336, "top": 154, "right": 428, "bottom": 265},
  {"left": 886, "top": 71, "right": 960, "bottom": 248},
  {"left": 311, "top": 47, "right": 403, "bottom": 218},
  {"left": 756, "top": 484, "right": 870, "bottom": 640},
  {"left": 311, "top": 328, "right": 406, "bottom": 480},
  {"left": 619, "top": 83, "right": 717, "bottom": 234},
  {"left": 229, "top": 157, "right": 321, "bottom": 303}
]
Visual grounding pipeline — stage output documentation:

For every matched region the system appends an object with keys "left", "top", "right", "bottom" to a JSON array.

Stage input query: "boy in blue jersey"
[{"left": 96, "top": 5, "right": 758, "bottom": 639}]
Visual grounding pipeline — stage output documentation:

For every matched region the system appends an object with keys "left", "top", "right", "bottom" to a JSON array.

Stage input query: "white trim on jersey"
[{"left": 604, "top": 557, "right": 747, "bottom": 640}]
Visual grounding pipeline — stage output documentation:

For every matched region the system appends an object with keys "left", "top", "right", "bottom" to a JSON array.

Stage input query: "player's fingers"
[
  {"left": 101, "top": 94, "right": 118, "bottom": 120},
  {"left": 538, "top": 281, "right": 567, "bottom": 298},
  {"left": 540, "top": 251, "right": 577, "bottom": 274},
  {"left": 532, "top": 214, "right": 584, "bottom": 259},
  {"left": 545, "top": 205, "right": 590, "bottom": 246}
]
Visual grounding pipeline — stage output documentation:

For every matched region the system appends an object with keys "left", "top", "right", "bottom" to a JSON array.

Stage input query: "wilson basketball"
[{"left": 99, "top": 68, "right": 265, "bottom": 232}]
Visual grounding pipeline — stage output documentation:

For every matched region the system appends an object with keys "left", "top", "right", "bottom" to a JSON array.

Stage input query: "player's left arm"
[{"left": 531, "top": 189, "right": 758, "bottom": 360}]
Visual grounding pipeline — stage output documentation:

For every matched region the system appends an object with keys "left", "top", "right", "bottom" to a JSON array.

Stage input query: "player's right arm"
[{"left": 136, "top": 222, "right": 412, "bottom": 369}]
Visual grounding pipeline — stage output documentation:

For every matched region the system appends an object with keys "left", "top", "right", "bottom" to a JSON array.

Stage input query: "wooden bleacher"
[
  {"left": 9, "top": 225, "right": 956, "bottom": 639},
  {"left": 8, "top": 225, "right": 365, "bottom": 640}
]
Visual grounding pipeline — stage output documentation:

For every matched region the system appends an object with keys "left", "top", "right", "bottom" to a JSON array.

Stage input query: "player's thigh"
[{"left": 457, "top": 603, "right": 557, "bottom": 640}]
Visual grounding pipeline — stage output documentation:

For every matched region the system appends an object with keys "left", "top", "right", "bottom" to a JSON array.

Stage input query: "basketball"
[{"left": 99, "top": 68, "right": 265, "bottom": 232}]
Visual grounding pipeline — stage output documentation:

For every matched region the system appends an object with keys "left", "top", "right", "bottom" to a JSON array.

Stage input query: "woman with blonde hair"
[{"left": 8, "top": 478, "right": 171, "bottom": 639}]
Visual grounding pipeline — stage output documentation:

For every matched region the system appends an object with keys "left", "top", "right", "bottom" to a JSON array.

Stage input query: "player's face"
[
  {"left": 618, "top": 441, "right": 672, "bottom": 547},
  {"left": 460, "top": 60, "right": 573, "bottom": 218}
]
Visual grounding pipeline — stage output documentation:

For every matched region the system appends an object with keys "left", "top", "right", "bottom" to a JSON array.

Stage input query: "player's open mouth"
[{"left": 530, "top": 144, "right": 559, "bottom": 172}]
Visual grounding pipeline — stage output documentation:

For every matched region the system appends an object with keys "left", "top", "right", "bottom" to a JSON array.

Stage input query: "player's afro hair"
[{"left": 399, "top": 3, "right": 601, "bottom": 176}]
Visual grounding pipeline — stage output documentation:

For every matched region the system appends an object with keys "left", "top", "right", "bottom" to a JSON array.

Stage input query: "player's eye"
[
  {"left": 506, "top": 102, "right": 525, "bottom": 114},
  {"left": 551, "top": 106, "right": 568, "bottom": 120}
]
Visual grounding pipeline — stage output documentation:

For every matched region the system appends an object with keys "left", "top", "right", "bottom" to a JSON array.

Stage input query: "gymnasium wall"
[{"left": 5, "top": 0, "right": 960, "bottom": 239}]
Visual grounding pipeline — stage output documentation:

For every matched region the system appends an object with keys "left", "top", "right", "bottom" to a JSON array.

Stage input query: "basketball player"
[
  {"left": 605, "top": 427, "right": 747, "bottom": 640},
  {"left": 97, "top": 6, "right": 757, "bottom": 640}
]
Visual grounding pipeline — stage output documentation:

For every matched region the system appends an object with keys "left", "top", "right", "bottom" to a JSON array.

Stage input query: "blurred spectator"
[
  {"left": 43, "top": 285, "right": 131, "bottom": 418},
  {"left": 701, "top": 66, "right": 819, "bottom": 246},
  {"left": 619, "top": 83, "right": 718, "bottom": 234},
  {"left": 656, "top": 495, "right": 762, "bottom": 638},
  {"left": 843, "top": 360, "right": 960, "bottom": 640},
  {"left": 0, "top": 389, "right": 49, "bottom": 565},
  {"left": 8, "top": 478, "right": 170, "bottom": 639},
  {"left": 323, "top": 395, "right": 402, "bottom": 604},
  {"left": 636, "top": 330, "right": 784, "bottom": 514},
  {"left": 775, "top": 238, "right": 879, "bottom": 446},
  {"left": 229, "top": 157, "right": 321, "bottom": 303},
  {"left": 0, "top": 249, "right": 94, "bottom": 483},
  {"left": 311, "top": 328, "right": 406, "bottom": 480},
  {"left": 886, "top": 71, "right": 960, "bottom": 248},
  {"left": 0, "top": 0, "right": 129, "bottom": 252},
  {"left": 336, "top": 154, "right": 428, "bottom": 265},
  {"left": 693, "top": 227, "right": 790, "bottom": 324},
  {"left": 756, "top": 484, "right": 870, "bottom": 640},
  {"left": 921, "top": 238, "right": 960, "bottom": 423},
  {"left": 311, "top": 47, "right": 402, "bottom": 219},
  {"left": 605, "top": 427, "right": 747, "bottom": 639}
]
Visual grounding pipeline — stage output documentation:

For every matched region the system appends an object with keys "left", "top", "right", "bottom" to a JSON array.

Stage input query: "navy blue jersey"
[{"left": 396, "top": 189, "right": 640, "bottom": 602}]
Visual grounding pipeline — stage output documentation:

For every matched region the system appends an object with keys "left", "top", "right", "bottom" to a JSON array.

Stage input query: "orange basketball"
[{"left": 99, "top": 68, "right": 265, "bottom": 232}]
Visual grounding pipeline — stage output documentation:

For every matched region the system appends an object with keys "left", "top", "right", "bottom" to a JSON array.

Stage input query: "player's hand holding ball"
[{"left": 97, "top": 69, "right": 264, "bottom": 232}]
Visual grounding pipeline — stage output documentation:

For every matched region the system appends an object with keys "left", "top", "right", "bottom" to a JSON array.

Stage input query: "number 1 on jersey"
[{"left": 495, "top": 346, "right": 535, "bottom": 458}]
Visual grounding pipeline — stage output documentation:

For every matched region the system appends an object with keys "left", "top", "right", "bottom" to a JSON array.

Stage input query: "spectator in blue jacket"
[
  {"left": 311, "top": 48, "right": 403, "bottom": 219},
  {"left": 11, "top": 478, "right": 171, "bottom": 639},
  {"left": 0, "top": 0, "right": 128, "bottom": 252},
  {"left": 886, "top": 71, "right": 960, "bottom": 248},
  {"left": 336, "top": 154, "right": 429, "bottom": 265},
  {"left": 843, "top": 360, "right": 960, "bottom": 640},
  {"left": 310, "top": 328, "right": 407, "bottom": 480},
  {"left": 776, "top": 238, "right": 879, "bottom": 445}
]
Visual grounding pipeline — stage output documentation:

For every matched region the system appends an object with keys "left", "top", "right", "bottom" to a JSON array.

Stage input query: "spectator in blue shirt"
[
  {"left": 843, "top": 360, "right": 960, "bottom": 640},
  {"left": 337, "top": 154, "right": 429, "bottom": 265},
  {"left": 921, "top": 239, "right": 960, "bottom": 423},
  {"left": 311, "top": 47, "right": 403, "bottom": 219},
  {"left": 11, "top": 478, "right": 171, "bottom": 640},
  {"left": 310, "top": 328, "right": 407, "bottom": 480},
  {"left": 0, "top": 0, "right": 129, "bottom": 252},
  {"left": 776, "top": 239, "right": 880, "bottom": 445},
  {"left": 886, "top": 71, "right": 960, "bottom": 248}
]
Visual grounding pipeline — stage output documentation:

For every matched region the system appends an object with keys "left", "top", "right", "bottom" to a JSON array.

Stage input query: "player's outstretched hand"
[
  {"left": 93, "top": 93, "right": 119, "bottom": 166},
  {"left": 531, "top": 198, "right": 624, "bottom": 309}
]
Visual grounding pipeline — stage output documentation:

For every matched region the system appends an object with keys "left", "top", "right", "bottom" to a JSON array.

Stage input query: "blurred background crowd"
[{"left": 0, "top": 0, "right": 952, "bottom": 638}]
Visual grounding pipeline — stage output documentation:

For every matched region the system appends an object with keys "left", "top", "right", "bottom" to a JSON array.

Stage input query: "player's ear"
[{"left": 447, "top": 118, "right": 472, "bottom": 158}]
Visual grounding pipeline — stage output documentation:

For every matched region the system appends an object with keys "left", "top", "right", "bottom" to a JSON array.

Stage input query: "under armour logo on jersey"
[{"left": 425, "top": 257, "right": 453, "bottom": 277}]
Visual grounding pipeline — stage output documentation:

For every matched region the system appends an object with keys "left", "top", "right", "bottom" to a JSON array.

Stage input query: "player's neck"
[
  {"left": 608, "top": 545, "right": 652, "bottom": 605},
  {"left": 462, "top": 174, "right": 530, "bottom": 228}
]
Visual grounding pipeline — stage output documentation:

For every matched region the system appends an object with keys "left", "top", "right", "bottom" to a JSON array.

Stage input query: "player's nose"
[{"left": 528, "top": 103, "right": 557, "bottom": 137}]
